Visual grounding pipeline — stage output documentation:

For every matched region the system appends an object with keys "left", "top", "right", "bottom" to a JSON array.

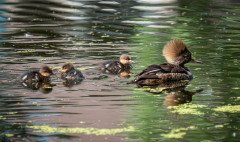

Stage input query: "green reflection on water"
[{"left": 127, "top": 0, "right": 240, "bottom": 141}]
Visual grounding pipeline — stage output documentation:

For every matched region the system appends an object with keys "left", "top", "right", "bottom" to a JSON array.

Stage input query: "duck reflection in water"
[
  {"left": 163, "top": 86, "right": 203, "bottom": 107},
  {"left": 142, "top": 80, "right": 203, "bottom": 107},
  {"left": 60, "top": 63, "right": 84, "bottom": 87},
  {"left": 20, "top": 65, "right": 55, "bottom": 94},
  {"left": 99, "top": 54, "right": 133, "bottom": 78}
]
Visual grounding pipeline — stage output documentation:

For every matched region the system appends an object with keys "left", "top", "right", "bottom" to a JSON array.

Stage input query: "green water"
[{"left": 0, "top": 0, "right": 240, "bottom": 141}]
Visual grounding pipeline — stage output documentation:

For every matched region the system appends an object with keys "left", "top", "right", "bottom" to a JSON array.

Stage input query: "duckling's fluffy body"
[
  {"left": 100, "top": 54, "right": 132, "bottom": 74},
  {"left": 61, "top": 63, "right": 84, "bottom": 81},
  {"left": 21, "top": 65, "right": 53, "bottom": 83},
  {"left": 61, "top": 69, "right": 84, "bottom": 80}
]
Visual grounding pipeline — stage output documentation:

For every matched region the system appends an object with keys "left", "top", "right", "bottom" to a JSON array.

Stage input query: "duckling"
[
  {"left": 21, "top": 65, "right": 53, "bottom": 84},
  {"left": 60, "top": 63, "right": 84, "bottom": 82},
  {"left": 134, "top": 39, "right": 201, "bottom": 87},
  {"left": 100, "top": 54, "right": 133, "bottom": 74}
]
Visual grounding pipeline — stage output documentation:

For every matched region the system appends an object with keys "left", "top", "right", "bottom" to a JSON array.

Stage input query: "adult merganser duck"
[{"left": 133, "top": 39, "right": 201, "bottom": 87}]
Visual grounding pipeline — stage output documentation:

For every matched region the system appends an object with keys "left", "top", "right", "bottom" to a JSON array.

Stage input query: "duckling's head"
[
  {"left": 119, "top": 54, "right": 132, "bottom": 65},
  {"left": 163, "top": 39, "right": 192, "bottom": 66},
  {"left": 61, "top": 63, "right": 75, "bottom": 73},
  {"left": 39, "top": 65, "right": 53, "bottom": 77}
]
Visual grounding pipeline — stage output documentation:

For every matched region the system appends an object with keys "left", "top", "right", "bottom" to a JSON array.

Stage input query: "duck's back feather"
[{"left": 134, "top": 63, "right": 192, "bottom": 87}]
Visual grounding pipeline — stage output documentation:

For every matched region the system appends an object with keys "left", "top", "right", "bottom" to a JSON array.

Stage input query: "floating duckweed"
[
  {"left": 27, "top": 125, "right": 135, "bottom": 135},
  {"left": 0, "top": 116, "right": 6, "bottom": 120},
  {"left": 51, "top": 66, "right": 94, "bottom": 71},
  {"left": 235, "top": 97, "right": 240, "bottom": 101},
  {"left": 231, "top": 87, "right": 239, "bottom": 90},
  {"left": 5, "top": 133, "right": 14, "bottom": 137},
  {"left": 39, "top": 58, "right": 48, "bottom": 61},
  {"left": 213, "top": 105, "right": 240, "bottom": 113},
  {"left": 135, "top": 86, "right": 165, "bottom": 93},
  {"left": 168, "top": 103, "right": 207, "bottom": 116},
  {"left": 17, "top": 49, "right": 35, "bottom": 53},
  {"left": 161, "top": 126, "right": 196, "bottom": 139},
  {"left": 52, "top": 66, "right": 61, "bottom": 70},
  {"left": 7, "top": 112, "right": 17, "bottom": 115},
  {"left": 214, "top": 124, "right": 224, "bottom": 128},
  {"left": 77, "top": 67, "right": 95, "bottom": 71}
]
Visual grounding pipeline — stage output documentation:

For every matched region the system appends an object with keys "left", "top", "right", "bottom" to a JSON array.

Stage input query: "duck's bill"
[
  {"left": 191, "top": 58, "right": 202, "bottom": 64},
  {"left": 129, "top": 60, "right": 134, "bottom": 63}
]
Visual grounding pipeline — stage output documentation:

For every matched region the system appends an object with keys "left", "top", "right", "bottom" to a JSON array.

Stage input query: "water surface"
[{"left": 0, "top": 0, "right": 240, "bottom": 141}]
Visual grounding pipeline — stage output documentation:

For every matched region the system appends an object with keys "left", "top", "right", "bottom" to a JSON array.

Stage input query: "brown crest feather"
[{"left": 162, "top": 39, "right": 187, "bottom": 64}]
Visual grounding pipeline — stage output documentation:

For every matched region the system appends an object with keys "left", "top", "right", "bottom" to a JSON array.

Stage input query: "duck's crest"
[{"left": 162, "top": 39, "right": 187, "bottom": 64}]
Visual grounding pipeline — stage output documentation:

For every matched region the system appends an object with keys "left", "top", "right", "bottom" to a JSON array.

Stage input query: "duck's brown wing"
[
  {"left": 133, "top": 68, "right": 163, "bottom": 86},
  {"left": 134, "top": 72, "right": 190, "bottom": 87},
  {"left": 134, "top": 63, "right": 191, "bottom": 87},
  {"left": 136, "top": 64, "right": 172, "bottom": 77}
]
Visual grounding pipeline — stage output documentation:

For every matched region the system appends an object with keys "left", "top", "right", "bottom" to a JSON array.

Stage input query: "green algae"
[
  {"left": 0, "top": 116, "right": 6, "bottom": 120},
  {"left": 231, "top": 87, "right": 239, "bottom": 90},
  {"left": 161, "top": 126, "right": 197, "bottom": 139},
  {"left": 52, "top": 66, "right": 94, "bottom": 71},
  {"left": 133, "top": 86, "right": 165, "bottom": 94},
  {"left": 213, "top": 105, "right": 240, "bottom": 113},
  {"left": 17, "top": 49, "right": 36, "bottom": 53},
  {"left": 7, "top": 112, "right": 17, "bottom": 115},
  {"left": 27, "top": 125, "right": 135, "bottom": 135},
  {"left": 236, "top": 97, "right": 240, "bottom": 101},
  {"left": 214, "top": 124, "right": 224, "bottom": 128},
  {"left": 233, "top": 97, "right": 240, "bottom": 101},
  {"left": 77, "top": 67, "right": 95, "bottom": 71},
  {"left": 168, "top": 103, "right": 208, "bottom": 116},
  {"left": 5, "top": 133, "right": 14, "bottom": 137},
  {"left": 168, "top": 103, "right": 240, "bottom": 116}
]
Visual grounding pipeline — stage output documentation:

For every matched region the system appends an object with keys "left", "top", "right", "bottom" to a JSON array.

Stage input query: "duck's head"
[
  {"left": 39, "top": 65, "right": 53, "bottom": 77},
  {"left": 163, "top": 39, "right": 201, "bottom": 66},
  {"left": 61, "top": 63, "right": 75, "bottom": 73},
  {"left": 119, "top": 54, "right": 133, "bottom": 65}
]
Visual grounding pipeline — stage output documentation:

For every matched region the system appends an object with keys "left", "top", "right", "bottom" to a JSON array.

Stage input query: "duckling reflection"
[
  {"left": 21, "top": 81, "right": 55, "bottom": 94},
  {"left": 119, "top": 70, "right": 131, "bottom": 79},
  {"left": 60, "top": 63, "right": 84, "bottom": 87},
  {"left": 62, "top": 78, "right": 83, "bottom": 88},
  {"left": 164, "top": 87, "right": 203, "bottom": 107},
  {"left": 99, "top": 54, "right": 133, "bottom": 77}
]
